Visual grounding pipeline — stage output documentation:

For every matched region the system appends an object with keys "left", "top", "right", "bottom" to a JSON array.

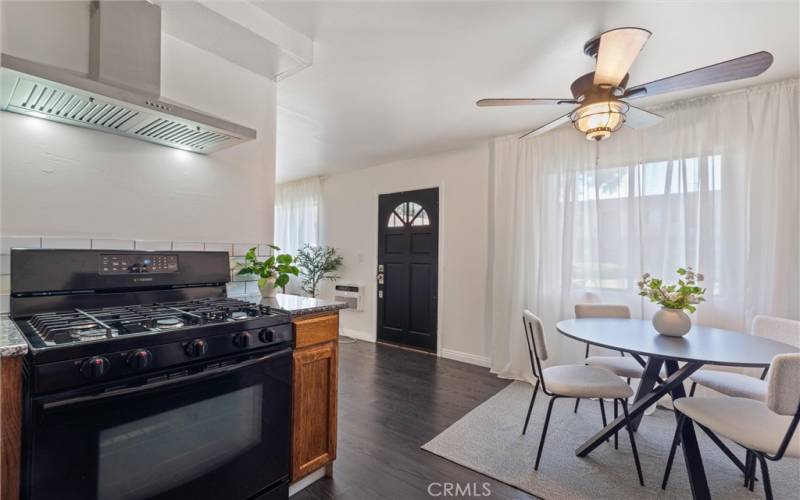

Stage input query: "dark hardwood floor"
[{"left": 294, "top": 340, "right": 537, "bottom": 500}]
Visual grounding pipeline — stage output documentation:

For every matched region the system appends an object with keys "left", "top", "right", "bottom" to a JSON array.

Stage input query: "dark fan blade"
[
  {"left": 519, "top": 112, "right": 573, "bottom": 139},
  {"left": 594, "top": 27, "right": 651, "bottom": 87},
  {"left": 624, "top": 104, "right": 663, "bottom": 129},
  {"left": 476, "top": 98, "right": 577, "bottom": 107},
  {"left": 625, "top": 51, "right": 773, "bottom": 99}
]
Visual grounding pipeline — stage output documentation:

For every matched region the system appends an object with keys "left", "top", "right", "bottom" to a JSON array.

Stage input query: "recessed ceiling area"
[{"left": 257, "top": 2, "right": 800, "bottom": 183}]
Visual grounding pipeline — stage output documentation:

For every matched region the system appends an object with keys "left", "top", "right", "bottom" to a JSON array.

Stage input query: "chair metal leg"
[
  {"left": 621, "top": 399, "right": 645, "bottom": 486},
  {"left": 689, "top": 382, "right": 697, "bottom": 397},
  {"left": 748, "top": 452, "right": 756, "bottom": 491},
  {"left": 661, "top": 415, "right": 684, "bottom": 490},
  {"left": 744, "top": 450, "right": 755, "bottom": 489},
  {"left": 534, "top": 397, "right": 557, "bottom": 471},
  {"left": 574, "top": 398, "right": 580, "bottom": 413},
  {"left": 757, "top": 454, "right": 773, "bottom": 500},
  {"left": 697, "top": 423, "right": 750, "bottom": 478},
  {"left": 598, "top": 399, "right": 610, "bottom": 442},
  {"left": 613, "top": 399, "right": 619, "bottom": 450},
  {"left": 522, "top": 380, "right": 540, "bottom": 435}
]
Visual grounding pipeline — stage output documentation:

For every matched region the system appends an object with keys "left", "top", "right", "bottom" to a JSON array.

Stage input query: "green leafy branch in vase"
[
  {"left": 295, "top": 244, "right": 343, "bottom": 297},
  {"left": 236, "top": 245, "right": 299, "bottom": 292},
  {"left": 637, "top": 266, "right": 706, "bottom": 313}
]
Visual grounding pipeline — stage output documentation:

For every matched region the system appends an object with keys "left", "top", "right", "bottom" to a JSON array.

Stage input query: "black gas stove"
[{"left": 11, "top": 249, "right": 292, "bottom": 500}]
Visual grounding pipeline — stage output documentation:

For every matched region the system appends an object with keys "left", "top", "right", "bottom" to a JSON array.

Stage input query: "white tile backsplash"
[
  {"left": 172, "top": 242, "right": 204, "bottom": 251},
  {"left": 1, "top": 236, "right": 41, "bottom": 254},
  {"left": 226, "top": 282, "right": 247, "bottom": 296},
  {"left": 233, "top": 243, "right": 258, "bottom": 257},
  {"left": 246, "top": 281, "right": 265, "bottom": 294},
  {"left": 134, "top": 240, "right": 173, "bottom": 251},
  {"left": 91, "top": 239, "right": 135, "bottom": 250},
  {"left": 257, "top": 244, "right": 273, "bottom": 257},
  {"left": 204, "top": 242, "right": 233, "bottom": 254},
  {"left": 41, "top": 237, "right": 92, "bottom": 249}
]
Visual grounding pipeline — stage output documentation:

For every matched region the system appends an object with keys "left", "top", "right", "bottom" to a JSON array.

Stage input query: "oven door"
[{"left": 25, "top": 348, "right": 292, "bottom": 500}]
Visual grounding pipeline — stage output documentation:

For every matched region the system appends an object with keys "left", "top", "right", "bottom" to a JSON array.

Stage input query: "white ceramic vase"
[
  {"left": 652, "top": 307, "right": 692, "bottom": 337},
  {"left": 259, "top": 277, "right": 278, "bottom": 298}
]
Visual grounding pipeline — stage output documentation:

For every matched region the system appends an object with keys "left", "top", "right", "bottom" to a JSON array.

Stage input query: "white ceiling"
[{"left": 257, "top": 1, "right": 800, "bottom": 183}]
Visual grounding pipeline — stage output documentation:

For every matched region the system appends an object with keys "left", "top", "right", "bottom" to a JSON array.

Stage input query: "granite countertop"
[
  {"left": 236, "top": 293, "right": 348, "bottom": 317},
  {"left": 0, "top": 316, "right": 28, "bottom": 358}
]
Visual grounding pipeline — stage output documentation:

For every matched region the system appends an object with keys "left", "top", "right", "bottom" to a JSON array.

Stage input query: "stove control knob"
[
  {"left": 80, "top": 356, "right": 110, "bottom": 379},
  {"left": 233, "top": 332, "right": 252, "bottom": 348},
  {"left": 185, "top": 339, "right": 208, "bottom": 357},
  {"left": 127, "top": 349, "right": 153, "bottom": 370},
  {"left": 258, "top": 328, "right": 275, "bottom": 343}
]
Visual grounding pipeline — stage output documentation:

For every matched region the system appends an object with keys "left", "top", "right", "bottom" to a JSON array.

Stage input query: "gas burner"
[
  {"left": 23, "top": 297, "right": 283, "bottom": 346},
  {"left": 69, "top": 327, "right": 110, "bottom": 341},
  {"left": 155, "top": 317, "right": 184, "bottom": 329}
]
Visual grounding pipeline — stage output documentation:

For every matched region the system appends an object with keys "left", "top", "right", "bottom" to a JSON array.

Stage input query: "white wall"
[
  {"left": 0, "top": 2, "right": 276, "bottom": 244},
  {"left": 319, "top": 144, "right": 491, "bottom": 365}
]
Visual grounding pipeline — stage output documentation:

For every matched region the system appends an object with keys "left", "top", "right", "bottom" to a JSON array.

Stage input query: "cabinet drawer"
[{"left": 294, "top": 313, "right": 338, "bottom": 349}]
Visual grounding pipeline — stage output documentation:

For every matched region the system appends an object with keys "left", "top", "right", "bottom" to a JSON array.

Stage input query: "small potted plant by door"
[
  {"left": 638, "top": 267, "right": 706, "bottom": 337},
  {"left": 236, "top": 245, "right": 299, "bottom": 298},
  {"left": 294, "top": 244, "right": 343, "bottom": 297}
]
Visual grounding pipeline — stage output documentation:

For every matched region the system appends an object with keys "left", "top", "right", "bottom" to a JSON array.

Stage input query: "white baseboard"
[
  {"left": 289, "top": 468, "right": 325, "bottom": 496},
  {"left": 441, "top": 348, "right": 491, "bottom": 368},
  {"left": 340, "top": 328, "right": 375, "bottom": 343},
  {"left": 340, "top": 331, "right": 491, "bottom": 369}
]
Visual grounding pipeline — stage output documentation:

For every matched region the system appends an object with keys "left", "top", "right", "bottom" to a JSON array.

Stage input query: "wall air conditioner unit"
[{"left": 334, "top": 284, "right": 362, "bottom": 311}]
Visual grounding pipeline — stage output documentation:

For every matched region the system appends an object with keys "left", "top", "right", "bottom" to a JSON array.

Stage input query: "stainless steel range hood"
[{"left": 0, "top": 1, "right": 256, "bottom": 154}]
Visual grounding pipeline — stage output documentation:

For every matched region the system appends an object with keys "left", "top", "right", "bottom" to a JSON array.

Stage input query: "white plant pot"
[
  {"left": 259, "top": 277, "right": 278, "bottom": 298},
  {"left": 652, "top": 307, "right": 692, "bottom": 337}
]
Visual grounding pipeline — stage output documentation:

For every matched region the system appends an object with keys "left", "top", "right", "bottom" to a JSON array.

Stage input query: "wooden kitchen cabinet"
[
  {"left": 1, "top": 356, "right": 23, "bottom": 500},
  {"left": 291, "top": 313, "right": 339, "bottom": 483}
]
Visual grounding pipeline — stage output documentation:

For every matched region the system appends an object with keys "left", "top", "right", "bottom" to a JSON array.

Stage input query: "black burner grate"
[{"left": 27, "top": 298, "right": 274, "bottom": 345}]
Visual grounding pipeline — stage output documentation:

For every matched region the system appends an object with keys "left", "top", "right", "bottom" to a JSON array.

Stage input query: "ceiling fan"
[{"left": 476, "top": 28, "right": 773, "bottom": 141}]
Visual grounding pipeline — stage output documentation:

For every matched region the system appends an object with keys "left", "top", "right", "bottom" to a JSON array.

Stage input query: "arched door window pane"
[{"left": 387, "top": 201, "right": 430, "bottom": 227}]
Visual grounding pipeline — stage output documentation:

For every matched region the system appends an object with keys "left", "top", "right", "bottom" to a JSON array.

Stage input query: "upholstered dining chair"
[
  {"left": 521, "top": 310, "right": 645, "bottom": 486},
  {"left": 573, "top": 304, "right": 644, "bottom": 438},
  {"left": 662, "top": 316, "right": 800, "bottom": 490},
  {"left": 666, "top": 353, "right": 800, "bottom": 500},
  {"left": 688, "top": 316, "right": 800, "bottom": 400}
]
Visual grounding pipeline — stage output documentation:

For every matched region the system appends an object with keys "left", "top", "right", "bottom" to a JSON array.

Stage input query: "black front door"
[{"left": 377, "top": 188, "right": 438, "bottom": 352}]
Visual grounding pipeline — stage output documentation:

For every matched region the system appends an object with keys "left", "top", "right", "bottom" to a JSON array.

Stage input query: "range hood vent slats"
[{"left": 2, "top": 74, "right": 246, "bottom": 152}]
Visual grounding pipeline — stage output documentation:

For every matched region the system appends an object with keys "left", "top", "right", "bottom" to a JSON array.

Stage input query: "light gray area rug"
[{"left": 422, "top": 381, "right": 800, "bottom": 499}]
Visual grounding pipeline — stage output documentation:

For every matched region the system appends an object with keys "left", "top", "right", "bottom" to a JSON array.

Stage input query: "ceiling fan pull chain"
[{"left": 595, "top": 140, "right": 600, "bottom": 170}]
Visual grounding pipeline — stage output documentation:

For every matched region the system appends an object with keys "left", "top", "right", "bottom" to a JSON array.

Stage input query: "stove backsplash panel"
[{"left": 0, "top": 236, "right": 272, "bottom": 313}]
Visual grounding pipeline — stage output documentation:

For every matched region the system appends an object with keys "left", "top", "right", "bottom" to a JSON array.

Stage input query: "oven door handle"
[{"left": 42, "top": 347, "right": 292, "bottom": 412}]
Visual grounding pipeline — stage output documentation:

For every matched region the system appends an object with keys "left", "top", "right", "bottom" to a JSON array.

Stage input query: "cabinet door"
[{"left": 291, "top": 341, "right": 338, "bottom": 481}]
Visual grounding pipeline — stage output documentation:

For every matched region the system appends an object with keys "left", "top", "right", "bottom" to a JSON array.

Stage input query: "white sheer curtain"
[
  {"left": 274, "top": 176, "right": 321, "bottom": 255},
  {"left": 487, "top": 80, "right": 799, "bottom": 381}
]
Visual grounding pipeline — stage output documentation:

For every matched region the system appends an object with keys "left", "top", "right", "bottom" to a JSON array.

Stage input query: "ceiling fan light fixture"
[{"left": 571, "top": 100, "right": 628, "bottom": 141}]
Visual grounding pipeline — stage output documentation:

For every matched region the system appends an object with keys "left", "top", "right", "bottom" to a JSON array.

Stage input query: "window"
[
  {"left": 387, "top": 202, "right": 430, "bottom": 227},
  {"left": 565, "top": 155, "right": 724, "bottom": 291},
  {"left": 274, "top": 177, "right": 320, "bottom": 253}
]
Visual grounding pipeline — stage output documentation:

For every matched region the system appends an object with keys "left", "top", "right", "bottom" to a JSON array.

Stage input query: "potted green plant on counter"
[
  {"left": 295, "top": 244, "right": 343, "bottom": 297},
  {"left": 236, "top": 245, "right": 299, "bottom": 298}
]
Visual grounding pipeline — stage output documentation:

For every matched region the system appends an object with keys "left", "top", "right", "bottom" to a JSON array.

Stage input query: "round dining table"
[{"left": 556, "top": 318, "right": 799, "bottom": 500}]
